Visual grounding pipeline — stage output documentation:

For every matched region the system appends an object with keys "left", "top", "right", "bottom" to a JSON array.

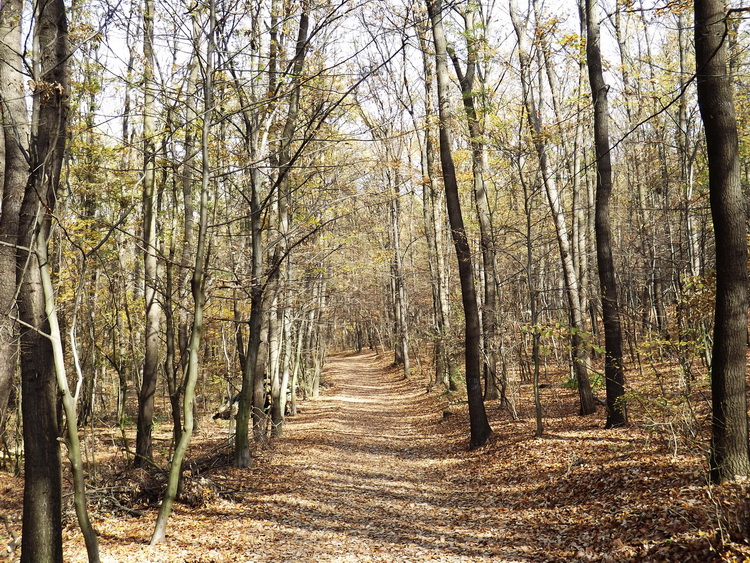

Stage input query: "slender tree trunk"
[
  {"left": 389, "top": 164, "right": 410, "bottom": 378},
  {"left": 268, "top": 291, "right": 283, "bottom": 435},
  {"left": 539, "top": 0, "right": 591, "bottom": 336},
  {"left": 678, "top": 12, "right": 701, "bottom": 278},
  {"left": 510, "top": 0, "right": 595, "bottom": 415},
  {"left": 163, "top": 15, "right": 201, "bottom": 448},
  {"left": 427, "top": 0, "right": 491, "bottom": 448},
  {"left": 289, "top": 316, "right": 304, "bottom": 416},
  {"left": 136, "top": 0, "right": 159, "bottom": 467},
  {"left": 234, "top": 173, "right": 263, "bottom": 465},
  {"left": 277, "top": 304, "right": 293, "bottom": 423},
  {"left": 584, "top": 0, "right": 627, "bottom": 428},
  {"left": 151, "top": 1, "right": 214, "bottom": 540},
  {"left": 416, "top": 25, "right": 455, "bottom": 389},
  {"left": 520, "top": 167, "right": 543, "bottom": 436},
  {"left": 449, "top": 5, "right": 499, "bottom": 401},
  {"left": 695, "top": 0, "right": 750, "bottom": 483},
  {"left": 38, "top": 231, "right": 100, "bottom": 562},
  {"left": 164, "top": 237, "right": 180, "bottom": 445}
]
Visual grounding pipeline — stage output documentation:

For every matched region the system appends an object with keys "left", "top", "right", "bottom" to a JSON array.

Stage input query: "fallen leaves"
[{"left": 0, "top": 351, "right": 746, "bottom": 561}]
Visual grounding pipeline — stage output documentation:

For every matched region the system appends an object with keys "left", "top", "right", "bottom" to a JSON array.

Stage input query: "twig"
[{"left": 0, "top": 514, "right": 19, "bottom": 556}]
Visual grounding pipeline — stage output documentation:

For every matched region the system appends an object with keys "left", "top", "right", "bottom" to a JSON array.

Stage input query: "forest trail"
[
  {"left": 234, "top": 350, "right": 507, "bottom": 562},
  {"left": 72, "top": 351, "right": 518, "bottom": 562},
  {"left": 213, "top": 350, "right": 512, "bottom": 562},
  {"left": 60, "top": 350, "right": 729, "bottom": 562}
]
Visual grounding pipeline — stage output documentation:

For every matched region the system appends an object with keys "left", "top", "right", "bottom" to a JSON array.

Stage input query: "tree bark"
[
  {"left": 695, "top": 0, "right": 750, "bottom": 483},
  {"left": 584, "top": 0, "right": 627, "bottom": 428},
  {"left": 426, "top": 0, "right": 491, "bottom": 448},
  {"left": 19, "top": 0, "right": 70, "bottom": 559},
  {"left": 0, "top": 0, "right": 27, "bottom": 447},
  {"left": 135, "top": 0, "right": 159, "bottom": 468}
]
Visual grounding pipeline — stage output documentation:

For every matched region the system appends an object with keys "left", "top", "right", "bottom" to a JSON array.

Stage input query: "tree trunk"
[
  {"left": 151, "top": 2, "right": 214, "bottom": 540},
  {"left": 678, "top": 13, "right": 701, "bottom": 279},
  {"left": 19, "top": 0, "right": 70, "bottom": 559},
  {"left": 234, "top": 187, "right": 263, "bottom": 465},
  {"left": 426, "top": 0, "right": 491, "bottom": 449},
  {"left": 289, "top": 316, "right": 304, "bottom": 416},
  {"left": 695, "top": 0, "right": 750, "bottom": 483},
  {"left": 509, "top": 0, "right": 595, "bottom": 415},
  {"left": 136, "top": 0, "right": 159, "bottom": 467},
  {"left": 416, "top": 24, "right": 456, "bottom": 389},
  {"left": 38, "top": 230, "right": 100, "bottom": 562},
  {"left": 389, "top": 164, "right": 410, "bottom": 378},
  {"left": 449, "top": 5, "right": 499, "bottom": 401},
  {"left": 0, "top": 0, "right": 27, "bottom": 447},
  {"left": 584, "top": 0, "right": 627, "bottom": 428}
]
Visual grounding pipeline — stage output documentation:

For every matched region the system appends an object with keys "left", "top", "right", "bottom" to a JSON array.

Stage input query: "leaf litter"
[{"left": 0, "top": 351, "right": 748, "bottom": 561}]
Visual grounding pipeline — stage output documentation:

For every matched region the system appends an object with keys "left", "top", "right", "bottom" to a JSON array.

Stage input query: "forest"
[{"left": 1, "top": 0, "right": 750, "bottom": 560}]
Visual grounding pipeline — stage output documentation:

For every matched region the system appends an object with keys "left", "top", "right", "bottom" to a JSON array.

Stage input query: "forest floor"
[{"left": 1, "top": 350, "right": 750, "bottom": 561}]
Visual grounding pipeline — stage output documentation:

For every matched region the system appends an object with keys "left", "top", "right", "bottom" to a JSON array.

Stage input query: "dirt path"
[
  {"left": 219, "top": 350, "right": 509, "bottom": 561},
  {"left": 67, "top": 351, "right": 515, "bottom": 562},
  {"left": 236, "top": 351, "right": 504, "bottom": 561}
]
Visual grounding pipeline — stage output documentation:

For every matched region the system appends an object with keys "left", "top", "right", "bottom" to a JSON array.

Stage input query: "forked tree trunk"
[
  {"left": 39, "top": 228, "right": 100, "bottom": 562},
  {"left": 151, "top": 2, "right": 214, "bottom": 540},
  {"left": 426, "top": 0, "right": 491, "bottom": 449}
]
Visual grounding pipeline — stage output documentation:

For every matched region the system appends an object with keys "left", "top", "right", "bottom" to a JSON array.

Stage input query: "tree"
[
  {"left": 583, "top": 0, "right": 626, "bottom": 428},
  {"left": 414, "top": 18, "right": 457, "bottom": 390},
  {"left": 509, "top": 0, "right": 595, "bottom": 416},
  {"left": 135, "top": 0, "right": 160, "bottom": 467},
  {"left": 268, "top": 2, "right": 311, "bottom": 433},
  {"left": 426, "top": 0, "right": 491, "bottom": 448},
  {"left": 0, "top": 0, "right": 28, "bottom": 447},
  {"left": 18, "top": 0, "right": 70, "bottom": 559},
  {"left": 151, "top": 0, "right": 214, "bottom": 541},
  {"left": 695, "top": 0, "right": 750, "bottom": 483},
  {"left": 448, "top": 1, "right": 501, "bottom": 401}
]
